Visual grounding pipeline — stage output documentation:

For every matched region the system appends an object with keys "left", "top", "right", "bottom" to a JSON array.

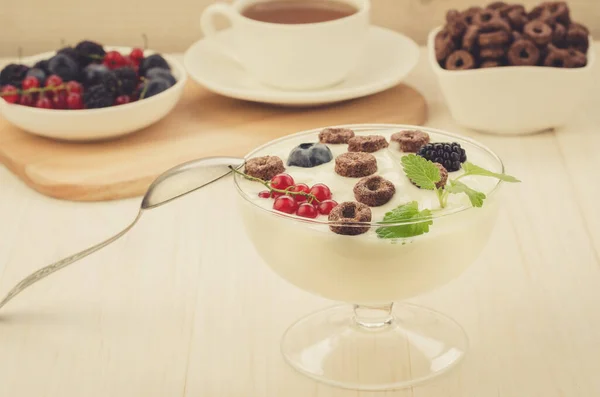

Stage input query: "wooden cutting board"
[{"left": 0, "top": 81, "right": 427, "bottom": 202}]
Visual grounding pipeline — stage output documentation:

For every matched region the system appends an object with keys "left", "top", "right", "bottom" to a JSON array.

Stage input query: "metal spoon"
[{"left": 0, "top": 156, "right": 244, "bottom": 311}]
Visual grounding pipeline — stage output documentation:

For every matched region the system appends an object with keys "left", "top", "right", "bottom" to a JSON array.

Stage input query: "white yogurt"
[{"left": 235, "top": 125, "right": 504, "bottom": 304}]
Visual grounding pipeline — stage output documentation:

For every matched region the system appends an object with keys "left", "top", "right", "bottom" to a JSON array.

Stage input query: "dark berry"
[
  {"left": 33, "top": 60, "right": 50, "bottom": 75},
  {"left": 139, "top": 78, "right": 170, "bottom": 98},
  {"left": 115, "top": 95, "right": 130, "bottom": 105},
  {"left": 48, "top": 54, "right": 80, "bottom": 82},
  {"left": 74, "top": 40, "right": 106, "bottom": 66},
  {"left": 309, "top": 184, "right": 332, "bottom": 202},
  {"left": 57, "top": 47, "right": 79, "bottom": 62},
  {"left": 418, "top": 142, "right": 467, "bottom": 172},
  {"left": 296, "top": 203, "right": 318, "bottom": 218},
  {"left": 270, "top": 173, "right": 294, "bottom": 190},
  {"left": 67, "top": 92, "right": 83, "bottom": 109},
  {"left": 35, "top": 96, "right": 52, "bottom": 109},
  {"left": 0, "top": 64, "right": 29, "bottom": 88},
  {"left": 113, "top": 67, "right": 137, "bottom": 95},
  {"left": 26, "top": 68, "right": 47, "bottom": 86},
  {"left": 82, "top": 64, "right": 110, "bottom": 87},
  {"left": 273, "top": 196, "right": 298, "bottom": 214},
  {"left": 145, "top": 68, "right": 176, "bottom": 86},
  {"left": 83, "top": 85, "right": 114, "bottom": 109},
  {"left": 1, "top": 85, "right": 19, "bottom": 104},
  {"left": 287, "top": 143, "right": 333, "bottom": 168},
  {"left": 318, "top": 200, "right": 338, "bottom": 215},
  {"left": 22, "top": 76, "right": 40, "bottom": 90},
  {"left": 139, "top": 54, "right": 170, "bottom": 76}
]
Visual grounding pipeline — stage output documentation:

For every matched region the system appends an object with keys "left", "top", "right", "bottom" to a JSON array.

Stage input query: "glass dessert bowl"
[{"left": 233, "top": 124, "right": 518, "bottom": 390}]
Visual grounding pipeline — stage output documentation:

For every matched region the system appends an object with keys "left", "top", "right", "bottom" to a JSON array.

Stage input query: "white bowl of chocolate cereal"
[{"left": 427, "top": 1, "right": 595, "bottom": 135}]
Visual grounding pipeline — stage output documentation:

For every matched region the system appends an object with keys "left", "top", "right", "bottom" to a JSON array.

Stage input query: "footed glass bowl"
[{"left": 234, "top": 124, "right": 505, "bottom": 390}]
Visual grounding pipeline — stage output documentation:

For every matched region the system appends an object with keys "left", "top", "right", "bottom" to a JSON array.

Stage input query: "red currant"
[
  {"left": 258, "top": 191, "right": 271, "bottom": 199},
  {"left": 115, "top": 95, "right": 131, "bottom": 106},
  {"left": 309, "top": 183, "right": 332, "bottom": 202},
  {"left": 318, "top": 200, "right": 338, "bottom": 215},
  {"left": 273, "top": 196, "right": 298, "bottom": 214},
  {"left": 296, "top": 203, "right": 318, "bottom": 218},
  {"left": 19, "top": 94, "right": 34, "bottom": 107},
  {"left": 45, "top": 75, "right": 63, "bottom": 88},
  {"left": 270, "top": 173, "right": 295, "bottom": 190},
  {"left": 67, "top": 93, "right": 83, "bottom": 109},
  {"left": 289, "top": 183, "right": 310, "bottom": 202},
  {"left": 52, "top": 91, "right": 68, "bottom": 109},
  {"left": 130, "top": 48, "right": 144, "bottom": 62},
  {"left": 103, "top": 51, "right": 126, "bottom": 69},
  {"left": 0, "top": 85, "right": 19, "bottom": 104},
  {"left": 271, "top": 191, "right": 283, "bottom": 199},
  {"left": 35, "top": 96, "right": 53, "bottom": 109},
  {"left": 22, "top": 76, "right": 40, "bottom": 90},
  {"left": 66, "top": 81, "right": 83, "bottom": 94}
]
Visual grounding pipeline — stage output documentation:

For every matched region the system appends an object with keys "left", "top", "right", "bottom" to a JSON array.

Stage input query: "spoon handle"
[{"left": 0, "top": 212, "right": 142, "bottom": 311}]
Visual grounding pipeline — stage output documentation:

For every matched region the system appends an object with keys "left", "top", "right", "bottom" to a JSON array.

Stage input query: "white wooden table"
[{"left": 1, "top": 47, "right": 599, "bottom": 397}]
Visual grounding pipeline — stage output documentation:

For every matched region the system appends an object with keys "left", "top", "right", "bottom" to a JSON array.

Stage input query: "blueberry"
[
  {"left": 145, "top": 67, "right": 176, "bottom": 86},
  {"left": 140, "top": 78, "right": 171, "bottom": 98},
  {"left": 48, "top": 53, "right": 80, "bottom": 81},
  {"left": 140, "top": 54, "right": 170, "bottom": 76},
  {"left": 82, "top": 64, "right": 110, "bottom": 87},
  {"left": 287, "top": 143, "right": 333, "bottom": 168},
  {"left": 33, "top": 60, "right": 50, "bottom": 75}
]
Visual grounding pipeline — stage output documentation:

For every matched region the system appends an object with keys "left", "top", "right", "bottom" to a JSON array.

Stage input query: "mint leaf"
[
  {"left": 401, "top": 154, "right": 441, "bottom": 190},
  {"left": 376, "top": 201, "right": 433, "bottom": 239},
  {"left": 446, "top": 180, "right": 486, "bottom": 208},
  {"left": 462, "top": 162, "right": 521, "bottom": 183}
]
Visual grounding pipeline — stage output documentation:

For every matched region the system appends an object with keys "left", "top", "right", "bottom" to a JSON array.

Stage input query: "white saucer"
[{"left": 183, "top": 26, "right": 420, "bottom": 107}]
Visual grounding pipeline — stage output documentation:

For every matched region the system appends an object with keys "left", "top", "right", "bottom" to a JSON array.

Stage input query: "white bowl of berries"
[{"left": 0, "top": 40, "right": 186, "bottom": 141}]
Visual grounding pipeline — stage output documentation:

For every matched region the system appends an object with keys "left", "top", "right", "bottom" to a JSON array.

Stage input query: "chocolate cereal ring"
[
  {"left": 348, "top": 135, "right": 389, "bottom": 153},
  {"left": 507, "top": 8, "right": 529, "bottom": 31},
  {"left": 546, "top": 2, "right": 571, "bottom": 25},
  {"left": 478, "top": 30, "right": 511, "bottom": 46},
  {"left": 543, "top": 47, "right": 569, "bottom": 67},
  {"left": 570, "top": 22, "right": 589, "bottom": 35},
  {"left": 462, "top": 25, "right": 481, "bottom": 51},
  {"left": 481, "top": 59, "right": 503, "bottom": 67},
  {"left": 446, "top": 9, "right": 461, "bottom": 23},
  {"left": 524, "top": 20, "right": 553, "bottom": 46},
  {"left": 435, "top": 29, "right": 456, "bottom": 62},
  {"left": 565, "top": 48, "right": 587, "bottom": 67},
  {"left": 567, "top": 24, "right": 589, "bottom": 53},
  {"left": 334, "top": 152, "right": 377, "bottom": 178},
  {"left": 480, "top": 46, "right": 507, "bottom": 60},
  {"left": 508, "top": 39, "right": 541, "bottom": 66},
  {"left": 353, "top": 175, "right": 396, "bottom": 207},
  {"left": 461, "top": 6, "right": 483, "bottom": 25},
  {"left": 391, "top": 130, "right": 430, "bottom": 153},
  {"left": 552, "top": 23, "right": 567, "bottom": 47},
  {"left": 512, "top": 31, "right": 523, "bottom": 41},
  {"left": 486, "top": 1, "right": 508, "bottom": 10},
  {"left": 447, "top": 18, "right": 467, "bottom": 39},
  {"left": 244, "top": 156, "right": 285, "bottom": 181},
  {"left": 328, "top": 201, "right": 372, "bottom": 236},
  {"left": 445, "top": 50, "right": 476, "bottom": 70},
  {"left": 319, "top": 127, "right": 355, "bottom": 144}
]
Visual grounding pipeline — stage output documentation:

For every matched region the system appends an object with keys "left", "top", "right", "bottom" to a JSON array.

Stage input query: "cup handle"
[{"left": 200, "top": 3, "right": 241, "bottom": 64}]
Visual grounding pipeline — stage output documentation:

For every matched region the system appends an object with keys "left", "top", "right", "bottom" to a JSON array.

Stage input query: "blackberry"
[
  {"left": 82, "top": 63, "right": 110, "bottom": 87},
  {"left": 417, "top": 142, "right": 467, "bottom": 172},
  {"left": 113, "top": 67, "right": 137, "bottom": 95},
  {"left": 145, "top": 67, "right": 176, "bottom": 86},
  {"left": 139, "top": 54, "right": 170, "bottom": 76},
  {"left": 74, "top": 40, "right": 106, "bottom": 66},
  {"left": 0, "top": 64, "right": 30, "bottom": 88},
  {"left": 48, "top": 53, "right": 81, "bottom": 82},
  {"left": 57, "top": 46, "right": 79, "bottom": 62},
  {"left": 83, "top": 84, "right": 115, "bottom": 109}
]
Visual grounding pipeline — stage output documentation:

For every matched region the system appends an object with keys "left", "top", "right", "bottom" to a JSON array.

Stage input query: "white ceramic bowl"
[
  {"left": 428, "top": 26, "right": 595, "bottom": 135},
  {"left": 0, "top": 46, "right": 187, "bottom": 141}
]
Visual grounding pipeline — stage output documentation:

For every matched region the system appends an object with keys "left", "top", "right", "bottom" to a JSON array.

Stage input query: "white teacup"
[{"left": 200, "top": 0, "right": 371, "bottom": 91}]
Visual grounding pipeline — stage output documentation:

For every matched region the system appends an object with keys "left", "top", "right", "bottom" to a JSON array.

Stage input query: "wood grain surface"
[
  {"left": 0, "top": 82, "right": 427, "bottom": 201},
  {"left": 2, "top": 0, "right": 599, "bottom": 56},
  {"left": 0, "top": 46, "right": 599, "bottom": 397}
]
